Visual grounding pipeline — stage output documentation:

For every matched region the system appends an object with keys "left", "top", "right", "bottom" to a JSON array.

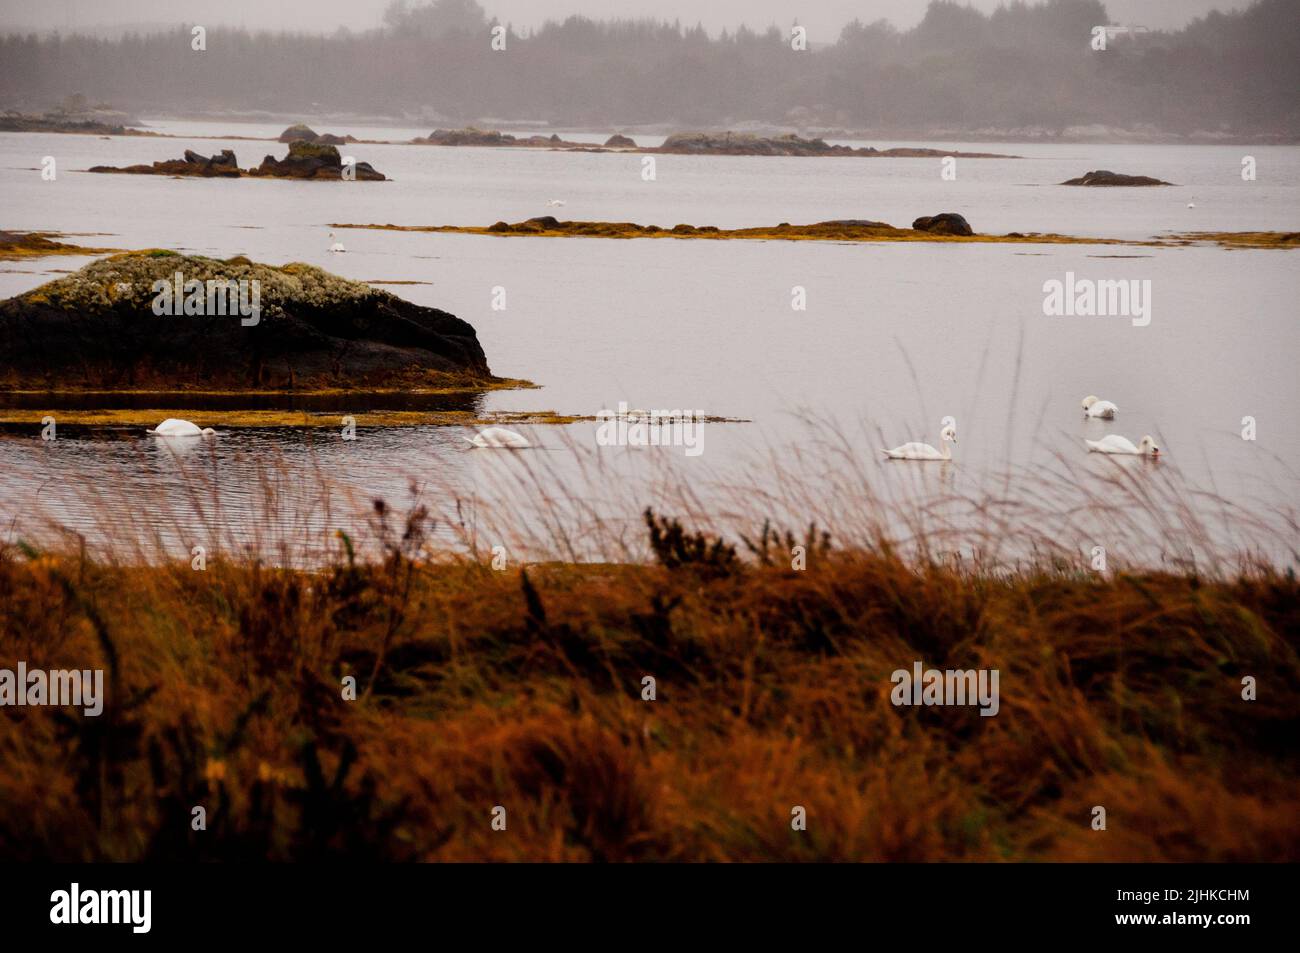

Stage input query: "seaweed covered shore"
[{"left": 330, "top": 218, "right": 1300, "bottom": 249}]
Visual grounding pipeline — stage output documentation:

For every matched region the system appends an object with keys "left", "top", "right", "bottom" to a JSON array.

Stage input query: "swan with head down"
[
  {"left": 1081, "top": 395, "right": 1119, "bottom": 419},
  {"left": 882, "top": 417, "right": 957, "bottom": 461},
  {"left": 148, "top": 418, "right": 216, "bottom": 437},
  {"left": 1086, "top": 434, "right": 1160, "bottom": 456},
  {"left": 465, "top": 427, "right": 530, "bottom": 449}
]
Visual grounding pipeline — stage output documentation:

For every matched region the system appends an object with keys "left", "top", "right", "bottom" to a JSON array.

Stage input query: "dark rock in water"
[
  {"left": 1061, "top": 170, "right": 1172, "bottom": 186},
  {"left": 90, "top": 143, "right": 384, "bottom": 180},
  {"left": 0, "top": 252, "right": 490, "bottom": 390},
  {"left": 604, "top": 134, "right": 636, "bottom": 147},
  {"left": 278, "top": 124, "right": 354, "bottom": 145},
  {"left": 655, "top": 131, "right": 1015, "bottom": 159},
  {"left": 912, "top": 213, "right": 974, "bottom": 236},
  {"left": 419, "top": 127, "right": 516, "bottom": 146},
  {"left": 278, "top": 123, "right": 319, "bottom": 142},
  {"left": 526, "top": 216, "right": 562, "bottom": 229},
  {"left": 90, "top": 148, "right": 242, "bottom": 177},
  {"left": 251, "top": 141, "right": 386, "bottom": 180}
]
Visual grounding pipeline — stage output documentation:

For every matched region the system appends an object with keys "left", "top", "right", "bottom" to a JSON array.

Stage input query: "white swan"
[
  {"left": 1081, "top": 395, "right": 1119, "bottom": 419},
  {"left": 1086, "top": 434, "right": 1160, "bottom": 456},
  {"left": 329, "top": 231, "right": 346, "bottom": 253},
  {"left": 148, "top": 418, "right": 215, "bottom": 437},
  {"left": 1187, "top": 202, "right": 1196, "bottom": 209},
  {"left": 465, "top": 427, "right": 530, "bottom": 449},
  {"left": 546, "top": 199, "right": 566, "bottom": 207},
  {"left": 882, "top": 418, "right": 956, "bottom": 461}
]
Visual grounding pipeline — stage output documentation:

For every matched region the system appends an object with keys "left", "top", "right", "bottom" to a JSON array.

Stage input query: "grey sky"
[{"left": 0, "top": 0, "right": 1257, "bottom": 37}]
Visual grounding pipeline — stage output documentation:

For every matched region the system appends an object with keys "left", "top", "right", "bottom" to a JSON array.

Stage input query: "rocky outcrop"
[
  {"left": 654, "top": 132, "right": 1014, "bottom": 158},
  {"left": 419, "top": 127, "right": 517, "bottom": 146},
  {"left": 89, "top": 144, "right": 387, "bottom": 180},
  {"left": 89, "top": 148, "right": 240, "bottom": 177},
  {"left": 0, "top": 252, "right": 490, "bottom": 390},
  {"left": 251, "top": 141, "right": 386, "bottom": 180},
  {"left": 604, "top": 134, "right": 637, "bottom": 147},
  {"left": 278, "top": 123, "right": 319, "bottom": 142},
  {"left": 912, "top": 212, "right": 974, "bottom": 236},
  {"left": 278, "top": 123, "right": 355, "bottom": 145},
  {"left": 1061, "top": 170, "right": 1173, "bottom": 186}
]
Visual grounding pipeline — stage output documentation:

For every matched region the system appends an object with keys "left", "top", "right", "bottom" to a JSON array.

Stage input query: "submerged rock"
[
  {"left": 911, "top": 212, "right": 974, "bottom": 236},
  {"left": 1061, "top": 170, "right": 1172, "bottom": 186},
  {"left": 0, "top": 251, "right": 490, "bottom": 390}
]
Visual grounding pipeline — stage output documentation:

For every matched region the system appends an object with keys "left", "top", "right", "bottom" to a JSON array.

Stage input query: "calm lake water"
[{"left": 1, "top": 122, "right": 1297, "bottom": 565}]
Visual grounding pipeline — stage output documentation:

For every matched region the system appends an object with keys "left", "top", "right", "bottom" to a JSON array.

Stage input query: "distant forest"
[{"left": 1, "top": 0, "right": 1297, "bottom": 138}]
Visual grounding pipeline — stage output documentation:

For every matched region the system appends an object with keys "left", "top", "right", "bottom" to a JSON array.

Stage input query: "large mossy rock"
[{"left": 0, "top": 252, "right": 490, "bottom": 390}]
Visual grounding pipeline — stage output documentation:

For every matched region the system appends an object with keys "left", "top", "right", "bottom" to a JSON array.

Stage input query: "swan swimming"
[
  {"left": 882, "top": 418, "right": 957, "bottom": 461},
  {"left": 329, "top": 232, "right": 346, "bottom": 253},
  {"left": 465, "top": 427, "right": 531, "bottom": 449},
  {"left": 148, "top": 418, "right": 216, "bottom": 437},
  {"left": 1081, "top": 395, "right": 1119, "bottom": 419},
  {"left": 546, "top": 199, "right": 566, "bottom": 207},
  {"left": 1086, "top": 434, "right": 1160, "bottom": 456}
]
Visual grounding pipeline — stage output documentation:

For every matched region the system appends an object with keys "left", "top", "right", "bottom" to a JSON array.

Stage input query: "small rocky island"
[
  {"left": 410, "top": 127, "right": 1015, "bottom": 158},
  {"left": 0, "top": 251, "right": 490, "bottom": 391},
  {"left": 88, "top": 142, "right": 387, "bottom": 180},
  {"left": 277, "top": 123, "right": 357, "bottom": 145},
  {"left": 653, "top": 132, "right": 1013, "bottom": 158},
  {"left": 1061, "top": 169, "right": 1173, "bottom": 186}
]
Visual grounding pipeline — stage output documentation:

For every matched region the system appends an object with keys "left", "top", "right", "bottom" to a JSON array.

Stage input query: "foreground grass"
[{"left": 2, "top": 507, "right": 1296, "bottom": 863}]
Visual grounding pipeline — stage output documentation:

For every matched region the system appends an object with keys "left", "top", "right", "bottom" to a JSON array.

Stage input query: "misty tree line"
[{"left": 1, "top": 0, "right": 1296, "bottom": 135}]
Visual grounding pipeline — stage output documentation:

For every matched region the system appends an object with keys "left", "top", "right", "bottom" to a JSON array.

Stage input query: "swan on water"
[
  {"left": 546, "top": 199, "right": 566, "bottom": 207},
  {"left": 148, "top": 418, "right": 216, "bottom": 437},
  {"left": 1081, "top": 395, "right": 1119, "bottom": 419},
  {"left": 882, "top": 417, "right": 957, "bottom": 461},
  {"left": 1086, "top": 434, "right": 1160, "bottom": 456},
  {"left": 329, "top": 232, "right": 346, "bottom": 253},
  {"left": 465, "top": 427, "right": 531, "bottom": 449}
]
